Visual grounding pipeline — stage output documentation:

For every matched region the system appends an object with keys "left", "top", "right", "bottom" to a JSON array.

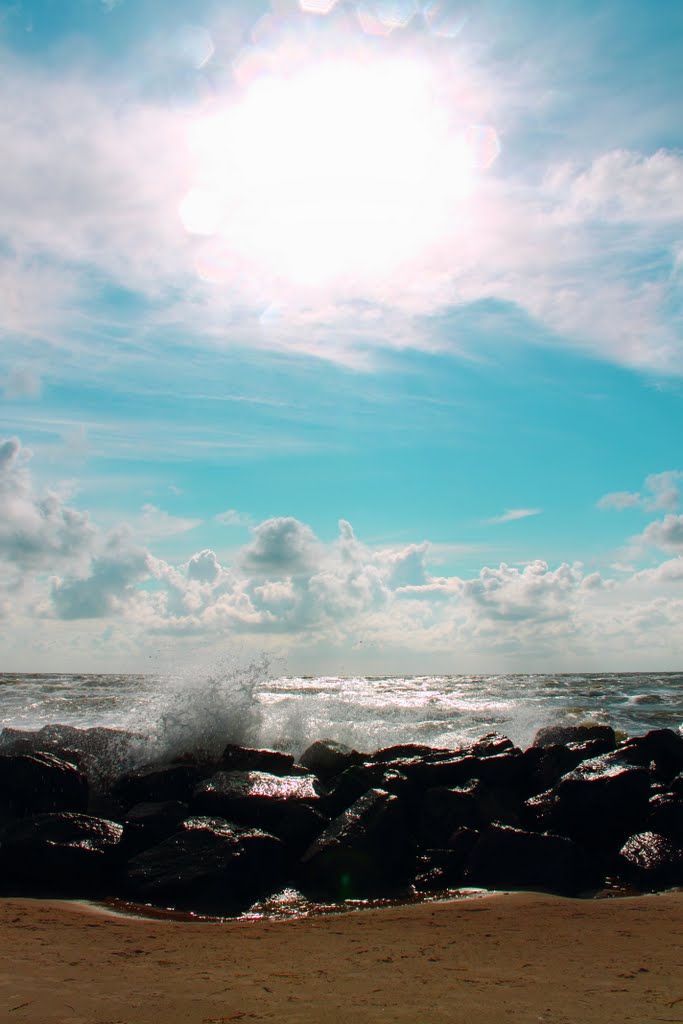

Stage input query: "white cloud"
[
  {"left": 487, "top": 508, "right": 542, "bottom": 525},
  {"left": 1, "top": 35, "right": 682, "bottom": 376},
  {"left": 598, "top": 470, "right": 683, "bottom": 512},
  {"left": 0, "top": 436, "right": 94, "bottom": 573},
  {"left": 215, "top": 508, "right": 252, "bottom": 527},
  {"left": 598, "top": 491, "right": 642, "bottom": 510},
  {"left": 564, "top": 149, "right": 683, "bottom": 224},
  {"left": 50, "top": 530, "right": 150, "bottom": 619},
  {"left": 131, "top": 503, "right": 201, "bottom": 541},
  {"left": 187, "top": 548, "right": 221, "bottom": 583},
  {"left": 241, "top": 517, "right": 321, "bottom": 575},
  {"left": 637, "top": 514, "right": 683, "bottom": 555},
  {"left": 2, "top": 365, "right": 41, "bottom": 399}
]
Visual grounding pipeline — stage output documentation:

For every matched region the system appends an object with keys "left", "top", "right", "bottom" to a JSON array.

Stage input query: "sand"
[{"left": 1, "top": 892, "right": 683, "bottom": 1023}]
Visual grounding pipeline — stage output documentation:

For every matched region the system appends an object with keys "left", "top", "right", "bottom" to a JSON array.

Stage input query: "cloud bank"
[{"left": 2, "top": 437, "right": 682, "bottom": 671}]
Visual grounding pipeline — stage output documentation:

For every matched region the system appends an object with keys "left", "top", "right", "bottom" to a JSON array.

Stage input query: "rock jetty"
[{"left": 1, "top": 724, "right": 683, "bottom": 914}]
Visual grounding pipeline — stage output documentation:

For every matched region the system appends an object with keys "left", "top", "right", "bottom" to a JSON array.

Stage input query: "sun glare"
[{"left": 180, "top": 57, "right": 495, "bottom": 292}]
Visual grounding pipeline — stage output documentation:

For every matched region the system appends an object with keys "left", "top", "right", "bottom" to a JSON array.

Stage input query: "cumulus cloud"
[
  {"left": 636, "top": 515, "right": 683, "bottom": 554},
  {"left": 241, "top": 517, "right": 321, "bottom": 575},
  {"left": 461, "top": 561, "right": 583, "bottom": 623},
  {"left": 2, "top": 439, "right": 683, "bottom": 666},
  {"left": 50, "top": 530, "right": 150, "bottom": 620},
  {"left": 186, "top": 549, "right": 221, "bottom": 583},
  {"left": 0, "top": 436, "right": 94, "bottom": 572}
]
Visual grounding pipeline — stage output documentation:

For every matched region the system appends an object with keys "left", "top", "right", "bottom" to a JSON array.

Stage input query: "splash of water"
[{"left": 130, "top": 652, "right": 271, "bottom": 763}]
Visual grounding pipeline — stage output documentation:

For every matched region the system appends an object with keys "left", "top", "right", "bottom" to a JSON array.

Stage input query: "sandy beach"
[{"left": 1, "top": 892, "right": 682, "bottom": 1024}]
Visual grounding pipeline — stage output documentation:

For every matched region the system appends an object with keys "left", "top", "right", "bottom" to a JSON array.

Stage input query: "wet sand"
[{"left": 1, "top": 892, "right": 683, "bottom": 1023}]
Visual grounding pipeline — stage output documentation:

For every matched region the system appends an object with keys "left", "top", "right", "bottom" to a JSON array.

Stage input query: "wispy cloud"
[
  {"left": 598, "top": 471, "right": 683, "bottom": 512},
  {"left": 486, "top": 508, "right": 542, "bottom": 525},
  {"left": 215, "top": 509, "right": 253, "bottom": 528},
  {"left": 1, "top": 7, "right": 682, "bottom": 375}
]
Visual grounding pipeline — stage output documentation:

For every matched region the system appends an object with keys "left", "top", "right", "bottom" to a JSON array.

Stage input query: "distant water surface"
[{"left": 0, "top": 670, "right": 681, "bottom": 757}]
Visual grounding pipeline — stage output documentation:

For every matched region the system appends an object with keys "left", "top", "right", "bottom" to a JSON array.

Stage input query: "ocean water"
[{"left": 1, "top": 667, "right": 681, "bottom": 761}]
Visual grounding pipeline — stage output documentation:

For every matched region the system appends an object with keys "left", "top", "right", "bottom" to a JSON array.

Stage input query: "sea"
[{"left": 1, "top": 667, "right": 682, "bottom": 760}]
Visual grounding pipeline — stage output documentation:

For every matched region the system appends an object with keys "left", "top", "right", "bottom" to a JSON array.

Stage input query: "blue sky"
[{"left": 1, "top": 0, "right": 683, "bottom": 673}]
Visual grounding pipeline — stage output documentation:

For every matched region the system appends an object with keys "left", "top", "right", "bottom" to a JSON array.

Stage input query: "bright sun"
[{"left": 179, "top": 58, "right": 497, "bottom": 292}]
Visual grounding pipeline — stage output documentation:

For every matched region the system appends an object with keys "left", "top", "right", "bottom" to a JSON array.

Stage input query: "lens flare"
[{"left": 180, "top": 55, "right": 496, "bottom": 292}]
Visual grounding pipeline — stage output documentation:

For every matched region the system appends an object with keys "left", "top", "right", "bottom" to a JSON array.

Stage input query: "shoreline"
[{"left": 3, "top": 891, "right": 683, "bottom": 1023}]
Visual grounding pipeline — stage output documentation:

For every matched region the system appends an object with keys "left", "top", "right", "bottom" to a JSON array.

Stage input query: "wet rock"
[
  {"left": 191, "top": 770, "right": 322, "bottom": 844},
  {"left": 418, "top": 780, "right": 521, "bottom": 847},
  {"left": 472, "top": 749, "right": 527, "bottom": 787},
  {"left": 471, "top": 733, "right": 515, "bottom": 757},
  {"left": 320, "top": 763, "right": 411, "bottom": 817},
  {"left": 0, "top": 752, "right": 88, "bottom": 818},
  {"left": 614, "top": 730, "right": 683, "bottom": 783},
  {"left": 299, "top": 740, "right": 364, "bottom": 783},
  {"left": 419, "top": 784, "right": 481, "bottom": 846},
  {"left": 127, "top": 816, "right": 286, "bottom": 913},
  {"left": 0, "top": 812, "right": 123, "bottom": 895},
  {"left": 384, "top": 755, "right": 480, "bottom": 791},
  {"left": 113, "top": 762, "right": 205, "bottom": 806},
  {"left": 521, "top": 744, "right": 585, "bottom": 796},
  {"left": 524, "top": 755, "right": 651, "bottom": 850},
  {"left": 220, "top": 744, "right": 306, "bottom": 777},
  {"left": 648, "top": 793, "right": 683, "bottom": 843},
  {"left": 464, "top": 823, "right": 597, "bottom": 895},
  {"left": 370, "top": 743, "right": 459, "bottom": 763},
  {"left": 413, "top": 828, "right": 480, "bottom": 892},
  {"left": 193, "top": 770, "right": 319, "bottom": 813},
  {"left": 532, "top": 724, "right": 617, "bottom": 749},
  {"left": 120, "top": 800, "right": 190, "bottom": 856},
  {"left": 566, "top": 736, "right": 617, "bottom": 760},
  {"left": 671, "top": 773, "right": 683, "bottom": 797},
  {"left": 0, "top": 725, "right": 144, "bottom": 786},
  {"left": 299, "top": 788, "right": 415, "bottom": 898},
  {"left": 617, "top": 831, "right": 683, "bottom": 891}
]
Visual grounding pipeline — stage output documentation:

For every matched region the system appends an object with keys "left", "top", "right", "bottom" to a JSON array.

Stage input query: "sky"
[{"left": 1, "top": 0, "right": 683, "bottom": 675}]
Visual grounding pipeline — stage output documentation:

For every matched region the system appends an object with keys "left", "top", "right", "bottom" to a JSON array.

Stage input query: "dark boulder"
[
  {"left": 120, "top": 800, "right": 190, "bottom": 856},
  {"left": 521, "top": 744, "right": 585, "bottom": 796},
  {"left": 299, "top": 788, "right": 415, "bottom": 898},
  {"left": 191, "top": 770, "right": 323, "bottom": 846},
  {"left": 419, "top": 784, "right": 482, "bottom": 846},
  {"left": 472, "top": 748, "right": 527, "bottom": 787},
  {"left": 413, "top": 828, "right": 480, "bottom": 892},
  {"left": 299, "top": 739, "right": 364, "bottom": 783},
  {"left": 0, "top": 812, "right": 123, "bottom": 895},
  {"left": 613, "top": 730, "right": 683, "bottom": 783},
  {"left": 532, "top": 724, "right": 616, "bottom": 749},
  {"left": 318, "top": 762, "right": 410, "bottom": 817},
  {"left": 220, "top": 744, "right": 305, "bottom": 777},
  {"left": 648, "top": 793, "right": 683, "bottom": 843},
  {"left": 0, "top": 725, "right": 144, "bottom": 786},
  {"left": 127, "top": 816, "right": 286, "bottom": 913},
  {"left": 471, "top": 733, "right": 515, "bottom": 757},
  {"left": 0, "top": 752, "right": 88, "bottom": 818},
  {"left": 370, "top": 743, "right": 459, "bottom": 763},
  {"left": 525, "top": 754, "right": 651, "bottom": 851},
  {"left": 113, "top": 762, "right": 204, "bottom": 806},
  {"left": 617, "top": 831, "right": 683, "bottom": 891},
  {"left": 383, "top": 755, "right": 480, "bottom": 791},
  {"left": 418, "top": 779, "right": 521, "bottom": 847},
  {"left": 464, "top": 823, "right": 598, "bottom": 895}
]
